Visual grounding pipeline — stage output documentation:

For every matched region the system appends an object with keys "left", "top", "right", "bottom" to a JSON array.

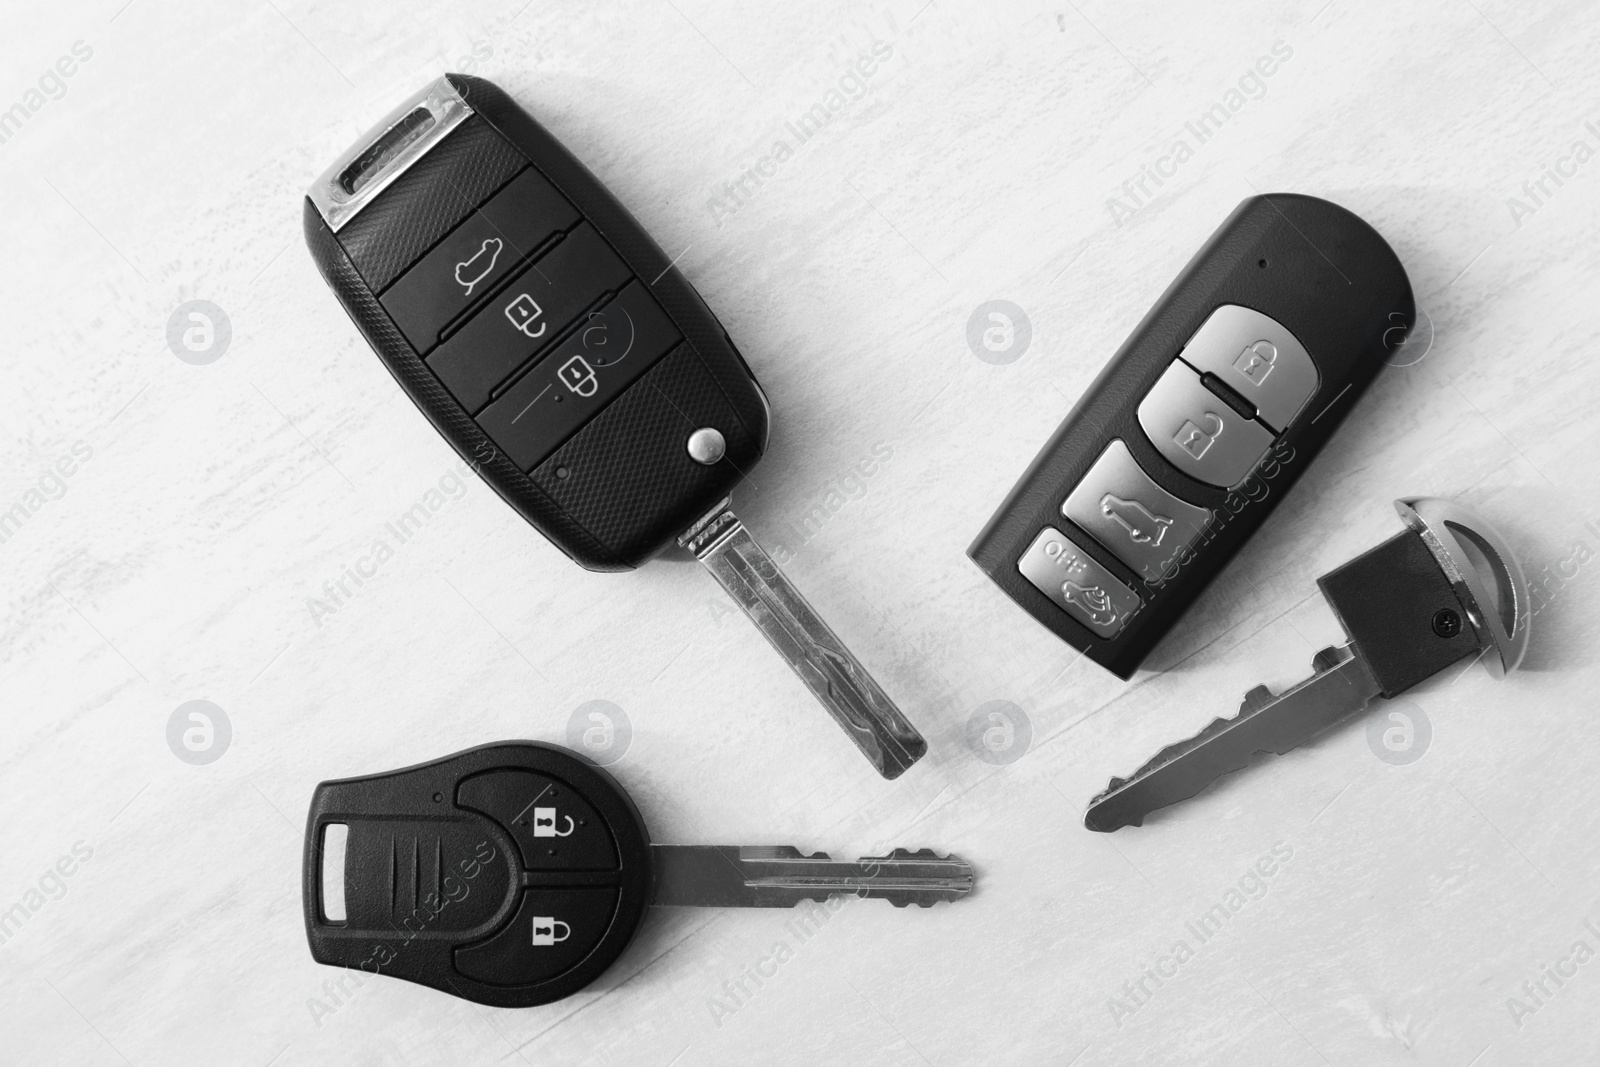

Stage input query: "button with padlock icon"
[
  {"left": 1176, "top": 305, "right": 1319, "bottom": 431},
  {"left": 1138, "top": 360, "right": 1274, "bottom": 488},
  {"left": 456, "top": 770, "right": 620, "bottom": 870}
]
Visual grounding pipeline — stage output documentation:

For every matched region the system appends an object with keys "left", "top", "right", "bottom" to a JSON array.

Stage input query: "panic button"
[
  {"left": 380, "top": 168, "right": 579, "bottom": 355},
  {"left": 1176, "top": 305, "right": 1318, "bottom": 431}
]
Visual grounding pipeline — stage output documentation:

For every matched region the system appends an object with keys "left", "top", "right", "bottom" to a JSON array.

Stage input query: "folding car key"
[
  {"left": 1084, "top": 497, "right": 1529, "bottom": 831},
  {"left": 969, "top": 194, "right": 1415, "bottom": 677},
  {"left": 304, "top": 75, "right": 924, "bottom": 777},
  {"left": 302, "top": 742, "right": 973, "bottom": 1007}
]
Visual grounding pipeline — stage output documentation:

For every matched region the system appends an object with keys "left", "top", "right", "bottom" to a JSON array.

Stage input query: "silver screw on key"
[{"left": 1085, "top": 497, "right": 1530, "bottom": 831}]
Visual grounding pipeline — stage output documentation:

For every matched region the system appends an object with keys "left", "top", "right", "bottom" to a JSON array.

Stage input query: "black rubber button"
[
  {"left": 476, "top": 280, "right": 682, "bottom": 471},
  {"left": 453, "top": 888, "right": 619, "bottom": 986},
  {"left": 380, "top": 168, "right": 579, "bottom": 354},
  {"left": 426, "top": 223, "right": 631, "bottom": 413}
]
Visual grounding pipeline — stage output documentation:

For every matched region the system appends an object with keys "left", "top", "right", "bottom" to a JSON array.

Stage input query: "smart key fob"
[
  {"left": 304, "top": 75, "right": 769, "bottom": 570},
  {"left": 968, "top": 194, "right": 1415, "bottom": 678}
]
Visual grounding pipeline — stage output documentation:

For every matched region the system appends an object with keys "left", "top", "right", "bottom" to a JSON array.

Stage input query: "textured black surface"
[
  {"left": 337, "top": 116, "right": 528, "bottom": 294},
  {"left": 305, "top": 200, "right": 618, "bottom": 566},
  {"left": 305, "top": 75, "right": 771, "bottom": 570},
  {"left": 1318, "top": 530, "right": 1478, "bottom": 696},
  {"left": 968, "top": 194, "right": 1415, "bottom": 678},
  {"left": 453, "top": 75, "right": 770, "bottom": 470},
  {"left": 531, "top": 342, "right": 761, "bottom": 557},
  {"left": 302, "top": 742, "right": 654, "bottom": 1009}
]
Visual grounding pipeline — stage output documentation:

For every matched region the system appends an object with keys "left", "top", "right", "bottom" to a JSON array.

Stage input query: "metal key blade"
[
  {"left": 679, "top": 498, "right": 927, "bottom": 779},
  {"left": 1084, "top": 643, "right": 1381, "bottom": 832},
  {"left": 650, "top": 845, "right": 973, "bottom": 908}
]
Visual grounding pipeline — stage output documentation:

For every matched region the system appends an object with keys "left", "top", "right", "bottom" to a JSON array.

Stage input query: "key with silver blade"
[
  {"left": 304, "top": 741, "right": 973, "bottom": 1008},
  {"left": 1085, "top": 497, "right": 1529, "bottom": 832},
  {"left": 304, "top": 75, "right": 926, "bottom": 779}
]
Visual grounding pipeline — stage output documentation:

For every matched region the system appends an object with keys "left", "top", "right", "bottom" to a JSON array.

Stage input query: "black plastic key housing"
[
  {"left": 968, "top": 194, "right": 1415, "bottom": 678},
  {"left": 302, "top": 742, "right": 654, "bottom": 1008},
  {"left": 305, "top": 75, "right": 769, "bottom": 570}
]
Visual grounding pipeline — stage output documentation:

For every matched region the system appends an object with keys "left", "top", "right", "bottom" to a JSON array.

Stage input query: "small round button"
[{"left": 686, "top": 427, "right": 726, "bottom": 465}]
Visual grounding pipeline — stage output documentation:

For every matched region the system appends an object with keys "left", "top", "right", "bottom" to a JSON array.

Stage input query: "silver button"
[
  {"left": 1176, "top": 305, "right": 1318, "bottom": 431},
  {"left": 1063, "top": 440, "right": 1213, "bottom": 583},
  {"left": 686, "top": 427, "right": 726, "bottom": 465},
  {"left": 1017, "top": 527, "right": 1142, "bottom": 638},
  {"left": 1137, "top": 361, "right": 1275, "bottom": 488}
]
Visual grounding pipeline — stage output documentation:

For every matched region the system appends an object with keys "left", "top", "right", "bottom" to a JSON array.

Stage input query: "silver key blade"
[
  {"left": 650, "top": 845, "right": 974, "bottom": 908},
  {"left": 1084, "top": 643, "right": 1382, "bottom": 832},
  {"left": 679, "top": 498, "right": 927, "bottom": 779}
]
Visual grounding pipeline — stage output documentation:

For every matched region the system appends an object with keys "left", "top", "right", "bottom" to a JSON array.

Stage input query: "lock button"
[
  {"left": 1176, "top": 305, "right": 1318, "bottom": 432},
  {"left": 1138, "top": 360, "right": 1274, "bottom": 488}
]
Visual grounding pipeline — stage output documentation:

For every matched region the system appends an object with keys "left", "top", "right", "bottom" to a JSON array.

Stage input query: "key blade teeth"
[
  {"left": 1241, "top": 684, "right": 1276, "bottom": 713},
  {"left": 1085, "top": 643, "right": 1380, "bottom": 831},
  {"left": 853, "top": 850, "right": 974, "bottom": 905}
]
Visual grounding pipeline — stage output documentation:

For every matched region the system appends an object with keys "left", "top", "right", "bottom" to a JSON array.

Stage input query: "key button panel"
[
  {"left": 1138, "top": 360, "right": 1275, "bottom": 488},
  {"left": 1063, "top": 440, "right": 1214, "bottom": 584},
  {"left": 1017, "top": 527, "right": 1142, "bottom": 638},
  {"left": 427, "top": 223, "right": 632, "bottom": 413},
  {"left": 1177, "top": 304, "right": 1318, "bottom": 432}
]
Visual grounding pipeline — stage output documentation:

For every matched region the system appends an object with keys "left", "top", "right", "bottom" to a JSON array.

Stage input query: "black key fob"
[
  {"left": 304, "top": 75, "right": 769, "bottom": 570},
  {"left": 968, "top": 194, "right": 1414, "bottom": 678},
  {"left": 302, "top": 741, "right": 652, "bottom": 1008}
]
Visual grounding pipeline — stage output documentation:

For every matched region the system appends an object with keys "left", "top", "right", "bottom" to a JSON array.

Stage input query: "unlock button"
[
  {"left": 1138, "top": 361, "right": 1274, "bottom": 488},
  {"left": 457, "top": 770, "right": 619, "bottom": 870}
]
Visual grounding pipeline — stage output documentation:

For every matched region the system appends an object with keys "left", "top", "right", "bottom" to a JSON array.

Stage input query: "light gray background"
[{"left": 2, "top": 1, "right": 1597, "bottom": 1064}]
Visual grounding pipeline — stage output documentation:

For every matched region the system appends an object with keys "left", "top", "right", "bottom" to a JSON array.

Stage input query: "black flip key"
[
  {"left": 303, "top": 76, "right": 926, "bottom": 777},
  {"left": 304, "top": 74, "right": 766, "bottom": 569},
  {"left": 969, "top": 195, "right": 1414, "bottom": 678},
  {"left": 302, "top": 742, "right": 973, "bottom": 1007}
]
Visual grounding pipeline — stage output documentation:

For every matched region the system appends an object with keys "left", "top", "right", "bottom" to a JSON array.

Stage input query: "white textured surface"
[{"left": 3, "top": 1, "right": 1599, "bottom": 1064}]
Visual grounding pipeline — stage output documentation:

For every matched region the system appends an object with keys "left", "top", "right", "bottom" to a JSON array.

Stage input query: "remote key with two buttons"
[
  {"left": 302, "top": 742, "right": 973, "bottom": 1007},
  {"left": 969, "top": 195, "right": 1416, "bottom": 677},
  {"left": 304, "top": 75, "right": 924, "bottom": 777}
]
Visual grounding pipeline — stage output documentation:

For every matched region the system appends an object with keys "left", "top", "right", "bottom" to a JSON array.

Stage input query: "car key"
[
  {"left": 301, "top": 741, "right": 973, "bottom": 1007},
  {"left": 969, "top": 194, "right": 1416, "bottom": 678},
  {"left": 303, "top": 75, "right": 925, "bottom": 777},
  {"left": 1083, "top": 497, "right": 1529, "bottom": 831}
]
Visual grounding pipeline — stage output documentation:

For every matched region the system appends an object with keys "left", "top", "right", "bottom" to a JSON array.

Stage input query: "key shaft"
[
  {"left": 650, "top": 845, "right": 973, "bottom": 908},
  {"left": 1085, "top": 644, "right": 1381, "bottom": 832},
  {"left": 680, "top": 498, "right": 927, "bottom": 779}
]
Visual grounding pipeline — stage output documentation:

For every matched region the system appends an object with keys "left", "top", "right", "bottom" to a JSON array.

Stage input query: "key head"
[
  {"left": 1395, "top": 497, "right": 1529, "bottom": 677},
  {"left": 968, "top": 194, "right": 1415, "bottom": 677},
  {"left": 304, "top": 75, "right": 769, "bottom": 570},
  {"left": 301, "top": 742, "right": 653, "bottom": 1007}
]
